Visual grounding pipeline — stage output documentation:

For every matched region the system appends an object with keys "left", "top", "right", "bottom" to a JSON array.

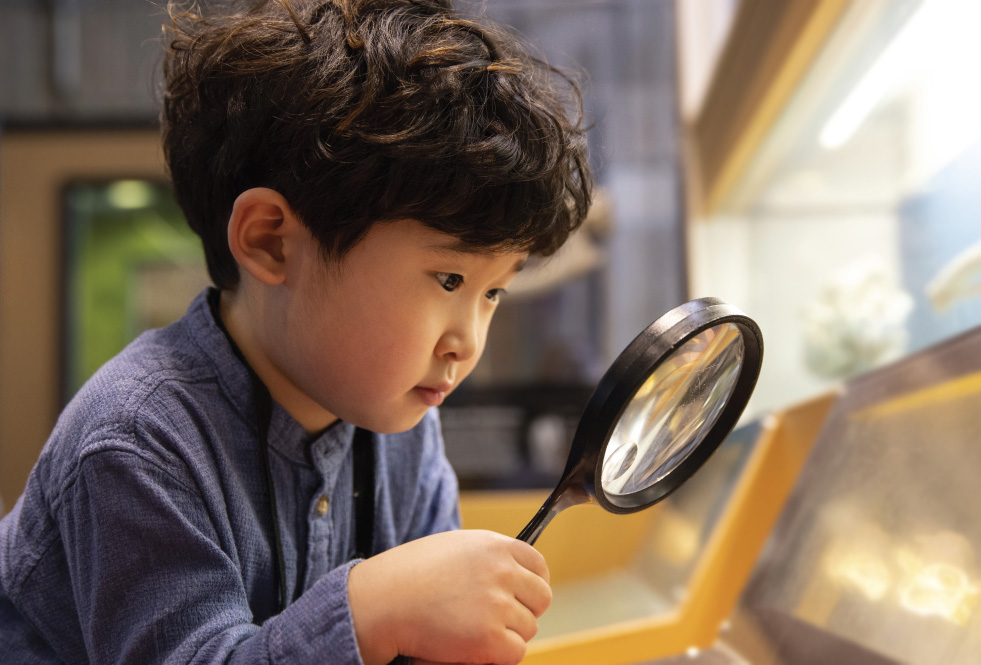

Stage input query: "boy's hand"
[{"left": 348, "top": 530, "right": 551, "bottom": 665}]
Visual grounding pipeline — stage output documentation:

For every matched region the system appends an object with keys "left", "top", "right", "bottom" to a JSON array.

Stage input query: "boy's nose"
[{"left": 437, "top": 315, "right": 481, "bottom": 363}]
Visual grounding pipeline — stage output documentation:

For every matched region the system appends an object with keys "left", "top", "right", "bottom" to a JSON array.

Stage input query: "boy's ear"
[{"left": 227, "top": 188, "right": 299, "bottom": 286}]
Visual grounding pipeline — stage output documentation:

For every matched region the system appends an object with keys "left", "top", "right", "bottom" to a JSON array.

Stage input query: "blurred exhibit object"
[
  {"left": 800, "top": 254, "right": 913, "bottom": 379},
  {"left": 926, "top": 239, "right": 981, "bottom": 312},
  {"left": 62, "top": 180, "right": 209, "bottom": 399}
]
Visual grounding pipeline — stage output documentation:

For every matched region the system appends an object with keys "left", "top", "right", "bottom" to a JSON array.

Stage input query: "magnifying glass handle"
[
  {"left": 516, "top": 484, "right": 588, "bottom": 545},
  {"left": 516, "top": 500, "right": 560, "bottom": 545}
]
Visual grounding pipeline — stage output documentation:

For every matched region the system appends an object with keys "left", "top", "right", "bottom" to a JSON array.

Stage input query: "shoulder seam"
[{"left": 53, "top": 369, "right": 218, "bottom": 512}]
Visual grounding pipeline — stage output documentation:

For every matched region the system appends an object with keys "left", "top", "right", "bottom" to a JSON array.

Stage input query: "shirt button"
[{"left": 316, "top": 495, "right": 330, "bottom": 516}]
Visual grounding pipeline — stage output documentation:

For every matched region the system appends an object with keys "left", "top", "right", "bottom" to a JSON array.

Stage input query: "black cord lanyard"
[{"left": 207, "top": 290, "right": 375, "bottom": 614}]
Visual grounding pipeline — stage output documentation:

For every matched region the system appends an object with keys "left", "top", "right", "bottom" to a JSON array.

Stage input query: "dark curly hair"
[{"left": 162, "top": 0, "right": 592, "bottom": 289}]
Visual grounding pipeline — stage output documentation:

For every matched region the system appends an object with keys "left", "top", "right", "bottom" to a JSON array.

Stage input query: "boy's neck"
[{"left": 218, "top": 287, "right": 339, "bottom": 436}]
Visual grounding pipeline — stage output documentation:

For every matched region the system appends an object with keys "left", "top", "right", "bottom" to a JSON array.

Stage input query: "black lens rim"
[{"left": 565, "top": 297, "right": 764, "bottom": 515}]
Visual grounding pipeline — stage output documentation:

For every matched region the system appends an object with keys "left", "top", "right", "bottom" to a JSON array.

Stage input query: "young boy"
[{"left": 0, "top": 0, "right": 591, "bottom": 663}]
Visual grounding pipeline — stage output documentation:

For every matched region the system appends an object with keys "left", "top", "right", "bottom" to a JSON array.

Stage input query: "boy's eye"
[
  {"left": 436, "top": 272, "right": 464, "bottom": 292},
  {"left": 485, "top": 289, "right": 506, "bottom": 303}
]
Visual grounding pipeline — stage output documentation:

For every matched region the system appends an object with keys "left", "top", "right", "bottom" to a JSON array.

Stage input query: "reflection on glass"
[
  {"left": 899, "top": 561, "right": 978, "bottom": 625},
  {"left": 825, "top": 547, "right": 893, "bottom": 602},
  {"left": 821, "top": 530, "right": 981, "bottom": 626},
  {"left": 602, "top": 323, "right": 744, "bottom": 496}
]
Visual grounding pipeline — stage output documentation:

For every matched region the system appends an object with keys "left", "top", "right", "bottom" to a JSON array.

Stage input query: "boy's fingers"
[
  {"left": 508, "top": 538, "right": 550, "bottom": 583},
  {"left": 496, "top": 628, "right": 530, "bottom": 665},
  {"left": 513, "top": 569, "right": 552, "bottom": 618},
  {"left": 505, "top": 602, "right": 540, "bottom": 643}
]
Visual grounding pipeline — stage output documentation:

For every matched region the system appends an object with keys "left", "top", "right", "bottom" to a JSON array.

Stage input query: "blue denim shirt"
[{"left": 0, "top": 289, "right": 461, "bottom": 663}]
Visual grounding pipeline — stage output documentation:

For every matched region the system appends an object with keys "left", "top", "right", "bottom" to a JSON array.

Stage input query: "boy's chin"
[{"left": 352, "top": 407, "right": 431, "bottom": 435}]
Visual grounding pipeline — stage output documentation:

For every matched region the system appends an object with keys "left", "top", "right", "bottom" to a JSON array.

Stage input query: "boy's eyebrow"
[
  {"left": 427, "top": 239, "right": 529, "bottom": 273},
  {"left": 426, "top": 237, "right": 478, "bottom": 255}
]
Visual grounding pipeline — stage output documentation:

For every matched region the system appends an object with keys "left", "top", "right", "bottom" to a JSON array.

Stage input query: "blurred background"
[
  {"left": 0, "top": 0, "right": 690, "bottom": 500},
  {"left": 4, "top": 1, "right": 981, "bottom": 662},
  {"left": 5, "top": 0, "right": 981, "bottom": 501},
  {"left": 4, "top": 0, "right": 981, "bottom": 502}
]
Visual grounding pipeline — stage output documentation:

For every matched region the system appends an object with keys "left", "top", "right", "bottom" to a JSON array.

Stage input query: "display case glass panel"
[
  {"left": 691, "top": 0, "right": 981, "bottom": 418},
  {"left": 734, "top": 325, "right": 981, "bottom": 663},
  {"left": 644, "top": 318, "right": 981, "bottom": 665}
]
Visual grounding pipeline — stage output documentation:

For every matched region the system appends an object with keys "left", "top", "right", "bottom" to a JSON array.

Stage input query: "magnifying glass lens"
[{"left": 602, "top": 323, "right": 745, "bottom": 497}]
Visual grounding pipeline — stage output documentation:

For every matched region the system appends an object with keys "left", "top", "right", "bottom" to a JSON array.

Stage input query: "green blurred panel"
[{"left": 64, "top": 180, "right": 210, "bottom": 402}]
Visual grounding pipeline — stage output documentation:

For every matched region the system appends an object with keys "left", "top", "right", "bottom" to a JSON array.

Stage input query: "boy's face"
[{"left": 270, "top": 218, "right": 527, "bottom": 434}]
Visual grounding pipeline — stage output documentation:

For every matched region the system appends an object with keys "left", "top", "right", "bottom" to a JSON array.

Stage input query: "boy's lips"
[{"left": 414, "top": 381, "right": 453, "bottom": 407}]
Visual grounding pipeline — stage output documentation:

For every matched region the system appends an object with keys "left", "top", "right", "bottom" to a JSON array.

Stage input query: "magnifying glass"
[{"left": 517, "top": 297, "right": 763, "bottom": 544}]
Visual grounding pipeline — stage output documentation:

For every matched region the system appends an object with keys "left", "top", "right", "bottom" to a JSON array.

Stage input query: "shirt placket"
[{"left": 304, "top": 430, "right": 353, "bottom": 590}]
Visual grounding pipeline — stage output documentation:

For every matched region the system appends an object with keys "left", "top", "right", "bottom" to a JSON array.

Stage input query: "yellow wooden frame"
[{"left": 688, "top": 0, "right": 850, "bottom": 217}]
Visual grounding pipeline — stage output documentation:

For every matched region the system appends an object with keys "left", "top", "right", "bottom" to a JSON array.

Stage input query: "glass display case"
[
  {"left": 644, "top": 313, "right": 981, "bottom": 665},
  {"left": 738, "top": 328, "right": 981, "bottom": 664},
  {"left": 689, "top": 0, "right": 981, "bottom": 419}
]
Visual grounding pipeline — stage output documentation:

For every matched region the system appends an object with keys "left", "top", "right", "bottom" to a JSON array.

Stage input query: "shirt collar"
[{"left": 185, "top": 288, "right": 353, "bottom": 466}]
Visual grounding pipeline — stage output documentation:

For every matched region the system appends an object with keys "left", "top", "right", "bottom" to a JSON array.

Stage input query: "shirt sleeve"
[{"left": 60, "top": 446, "right": 363, "bottom": 665}]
